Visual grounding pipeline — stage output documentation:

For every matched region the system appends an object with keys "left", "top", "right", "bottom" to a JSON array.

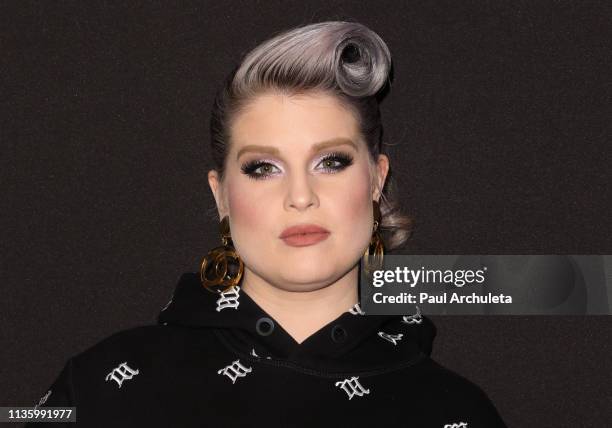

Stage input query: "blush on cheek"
[
  {"left": 227, "top": 187, "right": 259, "bottom": 232},
  {"left": 350, "top": 164, "right": 375, "bottom": 216},
  {"left": 341, "top": 168, "right": 374, "bottom": 240},
  {"left": 352, "top": 189, "right": 374, "bottom": 233},
  {"left": 225, "top": 182, "right": 276, "bottom": 257}
]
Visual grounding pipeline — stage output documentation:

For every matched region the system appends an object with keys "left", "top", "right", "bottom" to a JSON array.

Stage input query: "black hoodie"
[{"left": 26, "top": 272, "right": 507, "bottom": 427}]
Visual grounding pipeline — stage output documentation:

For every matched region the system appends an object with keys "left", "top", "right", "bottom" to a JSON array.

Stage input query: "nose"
[{"left": 283, "top": 170, "right": 319, "bottom": 212}]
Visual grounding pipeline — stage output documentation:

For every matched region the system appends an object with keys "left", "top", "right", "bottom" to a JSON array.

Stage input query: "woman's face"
[{"left": 208, "top": 90, "right": 389, "bottom": 292}]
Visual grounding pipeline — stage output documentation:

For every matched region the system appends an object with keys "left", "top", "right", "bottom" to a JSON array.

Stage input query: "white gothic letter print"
[
  {"left": 105, "top": 361, "right": 140, "bottom": 388},
  {"left": 335, "top": 376, "right": 370, "bottom": 400},
  {"left": 378, "top": 331, "right": 403, "bottom": 345},
  {"left": 349, "top": 302, "right": 366, "bottom": 315},
  {"left": 216, "top": 286, "right": 241, "bottom": 312},
  {"left": 217, "top": 359, "right": 252, "bottom": 384},
  {"left": 402, "top": 306, "right": 423, "bottom": 324}
]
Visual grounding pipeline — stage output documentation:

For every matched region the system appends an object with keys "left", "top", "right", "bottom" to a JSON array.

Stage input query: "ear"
[
  {"left": 372, "top": 154, "right": 389, "bottom": 202},
  {"left": 207, "top": 169, "right": 228, "bottom": 218}
]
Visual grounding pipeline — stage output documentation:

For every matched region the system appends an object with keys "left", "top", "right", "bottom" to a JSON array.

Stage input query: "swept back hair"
[{"left": 209, "top": 21, "right": 413, "bottom": 251}]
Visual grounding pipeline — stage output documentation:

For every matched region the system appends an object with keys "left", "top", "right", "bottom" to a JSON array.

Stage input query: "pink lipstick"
[{"left": 279, "top": 224, "right": 330, "bottom": 247}]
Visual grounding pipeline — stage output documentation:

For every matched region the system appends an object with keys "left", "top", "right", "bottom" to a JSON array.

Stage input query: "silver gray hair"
[{"left": 209, "top": 21, "right": 413, "bottom": 251}]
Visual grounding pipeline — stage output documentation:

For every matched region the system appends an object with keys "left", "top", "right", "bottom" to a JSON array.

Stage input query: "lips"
[
  {"left": 279, "top": 224, "right": 330, "bottom": 247},
  {"left": 279, "top": 224, "right": 330, "bottom": 238}
]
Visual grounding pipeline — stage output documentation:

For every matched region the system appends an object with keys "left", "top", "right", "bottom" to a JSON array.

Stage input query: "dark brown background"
[{"left": 3, "top": 1, "right": 611, "bottom": 426}]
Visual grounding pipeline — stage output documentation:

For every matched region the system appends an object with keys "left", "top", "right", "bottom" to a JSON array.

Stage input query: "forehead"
[{"left": 229, "top": 91, "right": 361, "bottom": 149}]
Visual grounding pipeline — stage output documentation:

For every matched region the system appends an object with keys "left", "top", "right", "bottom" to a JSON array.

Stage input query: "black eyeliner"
[{"left": 240, "top": 151, "right": 354, "bottom": 180}]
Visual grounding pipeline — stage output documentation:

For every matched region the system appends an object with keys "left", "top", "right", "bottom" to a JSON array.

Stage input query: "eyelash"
[{"left": 240, "top": 151, "right": 354, "bottom": 180}]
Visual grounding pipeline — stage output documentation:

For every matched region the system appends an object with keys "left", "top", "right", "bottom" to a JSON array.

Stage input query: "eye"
[
  {"left": 240, "top": 160, "right": 281, "bottom": 180},
  {"left": 316, "top": 152, "right": 354, "bottom": 173}
]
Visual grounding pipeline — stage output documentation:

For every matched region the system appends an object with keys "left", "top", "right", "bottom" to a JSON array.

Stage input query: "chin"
[
  {"left": 278, "top": 264, "right": 335, "bottom": 284},
  {"left": 283, "top": 260, "right": 359, "bottom": 286},
  {"left": 282, "top": 252, "right": 331, "bottom": 269}
]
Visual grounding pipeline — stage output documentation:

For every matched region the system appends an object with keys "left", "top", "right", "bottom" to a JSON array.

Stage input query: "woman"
[{"left": 28, "top": 21, "right": 506, "bottom": 427}]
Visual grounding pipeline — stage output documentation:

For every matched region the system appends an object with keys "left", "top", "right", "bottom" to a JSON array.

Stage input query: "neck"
[{"left": 240, "top": 266, "right": 359, "bottom": 344}]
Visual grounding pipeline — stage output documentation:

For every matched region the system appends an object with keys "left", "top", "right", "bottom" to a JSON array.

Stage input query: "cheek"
[
  {"left": 345, "top": 185, "right": 370, "bottom": 222},
  {"left": 223, "top": 177, "right": 281, "bottom": 268},
  {"left": 332, "top": 163, "right": 374, "bottom": 239},
  {"left": 226, "top": 182, "right": 269, "bottom": 235}
]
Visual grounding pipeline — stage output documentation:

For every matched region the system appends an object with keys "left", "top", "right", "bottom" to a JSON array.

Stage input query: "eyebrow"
[{"left": 235, "top": 137, "right": 359, "bottom": 161}]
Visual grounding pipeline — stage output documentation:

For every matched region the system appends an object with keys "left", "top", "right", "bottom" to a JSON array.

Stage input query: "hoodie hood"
[{"left": 157, "top": 272, "right": 436, "bottom": 374}]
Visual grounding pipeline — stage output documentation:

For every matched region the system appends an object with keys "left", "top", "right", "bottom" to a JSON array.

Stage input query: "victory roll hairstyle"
[{"left": 209, "top": 21, "right": 413, "bottom": 250}]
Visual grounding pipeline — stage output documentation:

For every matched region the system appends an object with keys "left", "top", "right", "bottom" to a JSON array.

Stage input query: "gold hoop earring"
[
  {"left": 200, "top": 216, "right": 244, "bottom": 293},
  {"left": 363, "top": 199, "right": 385, "bottom": 276}
]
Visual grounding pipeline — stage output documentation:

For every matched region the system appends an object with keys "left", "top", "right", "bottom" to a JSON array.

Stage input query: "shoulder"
[
  {"left": 417, "top": 357, "right": 488, "bottom": 393},
  {"left": 408, "top": 357, "right": 507, "bottom": 427},
  {"left": 68, "top": 324, "right": 220, "bottom": 373},
  {"left": 52, "top": 324, "right": 229, "bottom": 407},
  {"left": 29, "top": 325, "right": 212, "bottom": 409},
  {"left": 75, "top": 325, "right": 174, "bottom": 356},
  {"left": 80, "top": 325, "right": 168, "bottom": 350},
  {"left": 418, "top": 357, "right": 498, "bottom": 403}
]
